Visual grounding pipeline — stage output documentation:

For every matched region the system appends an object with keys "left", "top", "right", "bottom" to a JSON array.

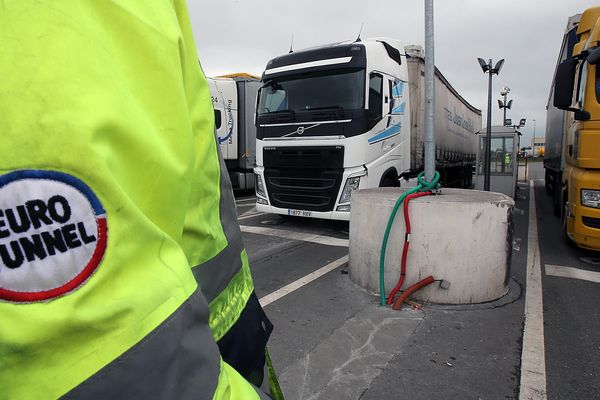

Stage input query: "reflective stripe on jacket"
[{"left": 0, "top": 0, "right": 267, "bottom": 398}]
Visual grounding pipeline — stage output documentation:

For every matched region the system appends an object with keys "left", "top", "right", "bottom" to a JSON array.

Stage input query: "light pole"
[
  {"left": 424, "top": 0, "right": 435, "bottom": 183},
  {"left": 532, "top": 118, "right": 536, "bottom": 156},
  {"left": 478, "top": 58, "right": 504, "bottom": 191},
  {"left": 498, "top": 86, "right": 512, "bottom": 126}
]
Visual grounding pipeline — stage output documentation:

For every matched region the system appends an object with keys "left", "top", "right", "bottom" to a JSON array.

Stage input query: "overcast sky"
[{"left": 188, "top": 1, "right": 598, "bottom": 147}]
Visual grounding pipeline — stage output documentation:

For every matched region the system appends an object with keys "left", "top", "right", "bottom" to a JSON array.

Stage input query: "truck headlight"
[
  {"left": 256, "top": 174, "right": 266, "bottom": 198},
  {"left": 581, "top": 189, "right": 600, "bottom": 208},
  {"left": 339, "top": 176, "right": 361, "bottom": 204}
]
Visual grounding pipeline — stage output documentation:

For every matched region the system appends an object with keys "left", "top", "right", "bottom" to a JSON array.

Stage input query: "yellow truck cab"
[{"left": 548, "top": 6, "right": 600, "bottom": 250}]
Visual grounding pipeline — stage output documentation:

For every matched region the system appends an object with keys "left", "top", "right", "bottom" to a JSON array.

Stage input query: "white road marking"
[
  {"left": 545, "top": 264, "right": 600, "bottom": 284},
  {"left": 236, "top": 205, "right": 256, "bottom": 211},
  {"left": 238, "top": 207, "right": 257, "bottom": 216},
  {"left": 237, "top": 211, "right": 264, "bottom": 221},
  {"left": 235, "top": 198, "right": 257, "bottom": 204},
  {"left": 240, "top": 225, "right": 349, "bottom": 247},
  {"left": 259, "top": 255, "right": 349, "bottom": 307},
  {"left": 520, "top": 180, "right": 547, "bottom": 400}
]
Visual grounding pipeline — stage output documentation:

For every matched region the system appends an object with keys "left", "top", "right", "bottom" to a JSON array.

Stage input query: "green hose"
[{"left": 379, "top": 171, "right": 441, "bottom": 306}]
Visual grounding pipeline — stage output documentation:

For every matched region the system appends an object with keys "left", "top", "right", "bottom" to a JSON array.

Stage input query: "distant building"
[{"left": 532, "top": 137, "right": 545, "bottom": 157}]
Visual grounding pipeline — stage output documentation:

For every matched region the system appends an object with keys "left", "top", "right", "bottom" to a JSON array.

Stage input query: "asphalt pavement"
[
  {"left": 534, "top": 177, "right": 600, "bottom": 399},
  {"left": 234, "top": 161, "right": 600, "bottom": 399}
]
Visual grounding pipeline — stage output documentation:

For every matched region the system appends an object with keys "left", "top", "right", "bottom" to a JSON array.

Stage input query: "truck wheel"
[
  {"left": 544, "top": 170, "right": 552, "bottom": 195},
  {"left": 467, "top": 166, "right": 474, "bottom": 188},
  {"left": 379, "top": 173, "right": 399, "bottom": 187},
  {"left": 552, "top": 181, "right": 561, "bottom": 217},
  {"left": 458, "top": 167, "right": 465, "bottom": 188}
]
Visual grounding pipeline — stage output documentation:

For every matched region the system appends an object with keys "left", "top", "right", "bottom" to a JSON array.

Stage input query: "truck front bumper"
[
  {"left": 255, "top": 203, "right": 351, "bottom": 221},
  {"left": 253, "top": 165, "right": 367, "bottom": 222},
  {"left": 567, "top": 168, "right": 600, "bottom": 251},
  {"left": 570, "top": 231, "right": 600, "bottom": 251},
  {"left": 569, "top": 208, "right": 600, "bottom": 251}
]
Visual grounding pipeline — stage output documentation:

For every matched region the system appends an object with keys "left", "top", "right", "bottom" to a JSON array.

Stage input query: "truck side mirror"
[
  {"left": 553, "top": 58, "right": 577, "bottom": 109},
  {"left": 574, "top": 109, "right": 591, "bottom": 121},
  {"left": 587, "top": 47, "right": 600, "bottom": 65}
]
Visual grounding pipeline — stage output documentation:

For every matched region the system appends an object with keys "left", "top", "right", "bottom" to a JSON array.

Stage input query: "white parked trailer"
[
  {"left": 404, "top": 45, "right": 481, "bottom": 173},
  {"left": 208, "top": 73, "right": 260, "bottom": 190},
  {"left": 254, "top": 38, "right": 481, "bottom": 220}
]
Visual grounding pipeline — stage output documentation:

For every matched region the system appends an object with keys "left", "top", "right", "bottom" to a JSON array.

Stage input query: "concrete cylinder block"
[{"left": 349, "top": 188, "right": 514, "bottom": 304}]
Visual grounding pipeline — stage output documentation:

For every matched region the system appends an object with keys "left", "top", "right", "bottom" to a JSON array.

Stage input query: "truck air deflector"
[
  {"left": 264, "top": 57, "right": 352, "bottom": 76},
  {"left": 377, "top": 40, "right": 403, "bottom": 65},
  {"left": 262, "top": 43, "right": 366, "bottom": 80}
]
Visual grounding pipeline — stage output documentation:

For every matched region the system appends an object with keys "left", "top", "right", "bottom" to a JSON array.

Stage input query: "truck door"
[
  {"left": 369, "top": 74, "right": 404, "bottom": 128},
  {"left": 367, "top": 73, "right": 406, "bottom": 141}
]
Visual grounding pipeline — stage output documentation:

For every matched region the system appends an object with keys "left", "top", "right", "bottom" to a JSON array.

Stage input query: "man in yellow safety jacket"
[{"left": 0, "top": 1, "right": 280, "bottom": 398}]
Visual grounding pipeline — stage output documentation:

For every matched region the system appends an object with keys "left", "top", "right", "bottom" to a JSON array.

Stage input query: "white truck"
[
  {"left": 253, "top": 38, "right": 482, "bottom": 220},
  {"left": 208, "top": 73, "right": 260, "bottom": 190}
]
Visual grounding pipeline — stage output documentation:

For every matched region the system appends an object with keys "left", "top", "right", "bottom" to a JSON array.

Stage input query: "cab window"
[
  {"left": 214, "top": 110, "right": 222, "bottom": 130},
  {"left": 368, "top": 73, "right": 383, "bottom": 127},
  {"left": 576, "top": 61, "right": 588, "bottom": 108}
]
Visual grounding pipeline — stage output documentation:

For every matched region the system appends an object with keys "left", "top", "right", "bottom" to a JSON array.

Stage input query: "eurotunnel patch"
[{"left": 0, "top": 170, "right": 107, "bottom": 303}]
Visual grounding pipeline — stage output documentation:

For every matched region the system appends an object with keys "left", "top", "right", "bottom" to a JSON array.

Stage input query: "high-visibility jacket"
[{"left": 0, "top": 1, "right": 271, "bottom": 398}]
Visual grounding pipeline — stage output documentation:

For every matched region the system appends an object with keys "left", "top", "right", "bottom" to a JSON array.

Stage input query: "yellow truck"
[{"left": 545, "top": 6, "right": 600, "bottom": 250}]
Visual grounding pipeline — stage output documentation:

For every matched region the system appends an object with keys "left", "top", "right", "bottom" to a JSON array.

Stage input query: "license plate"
[{"left": 288, "top": 209, "right": 312, "bottom": 217}]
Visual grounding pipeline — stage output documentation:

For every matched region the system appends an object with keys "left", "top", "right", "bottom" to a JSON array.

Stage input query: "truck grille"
[
  {"left": 263, "top": 146, "right": 344, "bottom": 212},
  {"left": 582, "top": 216, "right": 600, "bottom": 230}
]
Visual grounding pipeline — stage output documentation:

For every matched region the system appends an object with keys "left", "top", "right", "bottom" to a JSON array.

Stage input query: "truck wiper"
[
  {"left": 260, "top": 109, "right": 295, "bottom": 115},
  {"left": 258, "top": 109, "right": 296, "bottom": 123},
  {"left": 307, "top": 106, "right": 344, "bottom": 112}
]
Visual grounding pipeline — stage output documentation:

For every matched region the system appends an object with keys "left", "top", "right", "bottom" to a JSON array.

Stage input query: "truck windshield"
[{"left": 257, "top": 69, "right": 365, "bottom": 115}]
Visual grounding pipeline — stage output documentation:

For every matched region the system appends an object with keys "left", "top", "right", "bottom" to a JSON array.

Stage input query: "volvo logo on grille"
[{"left": 282, "top": 123, "right": 321, "bottom": 138}]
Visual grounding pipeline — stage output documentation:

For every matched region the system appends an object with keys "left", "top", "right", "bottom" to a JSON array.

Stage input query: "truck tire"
[
  {"left": 458, "top": 167, "right": 466, "bottom": 188},
  {"left": 467, "top": 165, "right": 474, "bottom": 188},
  {"left": 379, "top": 171, "right": 399, "bottom": 187},
  {"left": 544, "top": 169, "right": 552, "bottom": 195},
  {"left": 552, "top": 179, "right": 561, "bottom": 217}
]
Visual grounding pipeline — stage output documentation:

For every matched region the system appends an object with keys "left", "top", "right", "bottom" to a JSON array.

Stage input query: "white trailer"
[
  {"left": 254, "top": 39, "right": 481, "bottom": 220},
  {"left": 208, "top": 73, "right": 260, "bottom": 190}
]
